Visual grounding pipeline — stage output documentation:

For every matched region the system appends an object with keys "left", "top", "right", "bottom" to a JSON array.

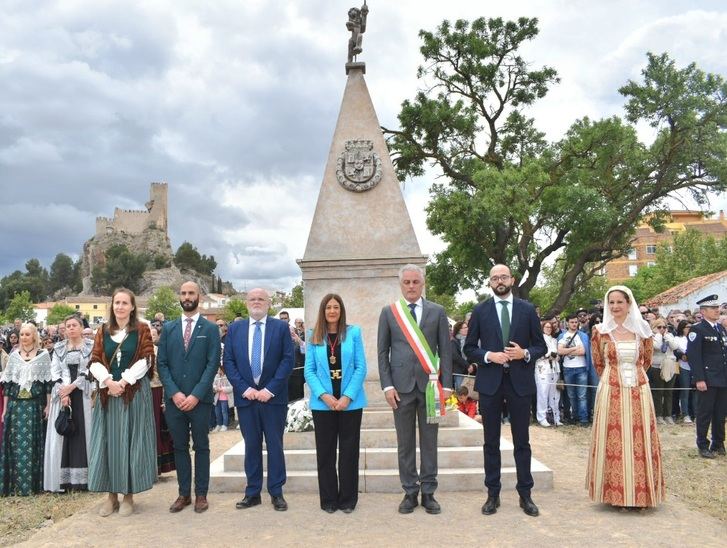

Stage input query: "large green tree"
[
  {"left": 47, "top": 303, "right": 78, "bottom": 325},
  {"left": 91, "top": 245, "right": 148, "bottom": 294},
  {"left": 145, "top": 286, "right": 182, "bottom": 320},
  {"left": 282, "top": 282, "right": 304, "bottom": 308},
  {"left": 222, "top": 299, "right": 248, "bottom": 322},
  {"left": 174, "top": 242, "right": 217, "bottom": 276},
  {"left": 5, "top": 290, "right": 36, "bottom": 323},
  {"left": 384, "top": 17, "right": 727, "bottom": 316},
  {"left": 48, "top": 253, "right": 80, "bottom": 295}
]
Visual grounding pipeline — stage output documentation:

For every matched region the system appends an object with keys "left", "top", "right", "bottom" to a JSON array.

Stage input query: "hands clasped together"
[
  {"left": 488, "top": 342, "right": 527, "bottom": 365},
  {"left": 320, "top": 394, "right": 352, "bottom": 411},
  {"left": 172, "top": 391, "right": 200, "bottom": 411}
]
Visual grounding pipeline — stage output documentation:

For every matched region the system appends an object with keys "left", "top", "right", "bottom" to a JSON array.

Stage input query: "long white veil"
[{"left": 596, "top": 285, "right": 652, "bottom": 339}]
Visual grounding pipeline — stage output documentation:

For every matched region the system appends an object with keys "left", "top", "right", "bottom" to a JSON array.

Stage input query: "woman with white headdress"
[{"left": 586, "top": 286, "right": 664, "bottom": 509}]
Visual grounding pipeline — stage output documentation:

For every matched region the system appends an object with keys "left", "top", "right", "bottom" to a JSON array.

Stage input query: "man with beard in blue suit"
[
  {"left": 464, "top": 264, "right": 546, "bottom": 517},
  {"left": 223, "top": 288, "right": 294, "bottom": 511}
]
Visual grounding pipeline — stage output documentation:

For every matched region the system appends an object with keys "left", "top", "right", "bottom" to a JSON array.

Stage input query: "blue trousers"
[
  {"left": 237, "top": 402, "right": 287, "bottom": 497},
  {"left": 563, "top": 366, "right": 588, "bottom": 424}
]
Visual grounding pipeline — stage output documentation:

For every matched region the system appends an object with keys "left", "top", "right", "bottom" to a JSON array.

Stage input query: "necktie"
[
  {"left": 408, "top": 303, "right": 417, "bottom": 324},
  {"left": 499, "top": 301, "right": 510, "bottom": 345},
  {"left": 183, "top": 318, "right": 193, "bottom": 351},
  {"left": 251, "top": 321, "right": 262, "bottom": 381}
]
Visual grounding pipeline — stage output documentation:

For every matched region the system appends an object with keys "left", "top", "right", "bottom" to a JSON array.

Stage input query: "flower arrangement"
[
  {"left": 285, "top": 398, "right": 314, "bottom": 432},
  {"left": 445, "top": 393, "right": 458, "bottom": 411}
]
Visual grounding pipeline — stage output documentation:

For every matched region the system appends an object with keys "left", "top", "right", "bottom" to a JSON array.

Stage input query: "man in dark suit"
[
  {"left": 686, "top": 294, "right": 727, "bottom": 459},
  {"left": 464, "top": 264, "right": 546, "bottom": 517},
  {"left": 378, "top": 264, "right": 452, "bottom": 514},
  {"left": 223, "top": 288, "right": 294, "bottom": 511},
  {"left": 157, "top": 281, "right": 221, "bottom": 513}
]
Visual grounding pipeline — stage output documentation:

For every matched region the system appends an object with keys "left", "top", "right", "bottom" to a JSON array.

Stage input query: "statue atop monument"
[{"left": 346, "top": 1, "right": 369, "bottom": 63}]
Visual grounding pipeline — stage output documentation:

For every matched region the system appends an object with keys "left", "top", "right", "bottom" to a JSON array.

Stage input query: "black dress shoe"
[
  {"left": 271, "top": 495, "right": 288, "bottom": 511},
  {"left": 398, "top": 494, "right": 418, "bottom": 514},
  {"left": 519, "top": 496, "right": 539, "bottom": 517},
  {"left": 340, "top": 507, "right": 354, "bottom": 514},
  {"left": 699, "top": 447, "right": 716, "bottom": 459},
  {"left": 710, "top": 446, "right": 726, "bottom": 456},
  {"left": 421, "top": 493, "right": 441, "bottom": 514},
  {"left": 235, "top": 495, "right": 261, "bottom": 509},
  {"left": 322, "top": 505, "right": 337, "bottom": 513},
  {"left": 481, "top": 495, "right": 500, "bottom": 515}
]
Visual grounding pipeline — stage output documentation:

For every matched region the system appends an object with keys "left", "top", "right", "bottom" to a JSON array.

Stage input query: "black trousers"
[
  {"left": 696, "top": 386, "right": 727, "bottom": 450},
  {"left": 478, "top": 371, "right": 533, "bottom": 497},
  {"left": 312, "top": 409, "right": 363, "bottom": 509}
]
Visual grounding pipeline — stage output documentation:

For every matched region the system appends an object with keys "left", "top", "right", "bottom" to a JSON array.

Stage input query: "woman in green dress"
[
  {"left": 0, "top": 323, "right": 52, "bottom": 496},
  {"left": 89, "top": 288, "right": 156, "bottom": 517}
]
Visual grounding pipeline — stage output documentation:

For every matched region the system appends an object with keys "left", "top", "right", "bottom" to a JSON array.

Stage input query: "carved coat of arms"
[{"left": 336, "top": 139, "right": 382, "bottom": 192}]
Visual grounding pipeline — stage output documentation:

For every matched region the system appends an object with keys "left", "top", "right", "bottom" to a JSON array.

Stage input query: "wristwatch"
[{"left": 523, "top": 349, "right": 531, "bottom": 362}]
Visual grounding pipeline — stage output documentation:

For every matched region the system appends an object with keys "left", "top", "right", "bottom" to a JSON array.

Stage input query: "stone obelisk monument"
[{"left": 298, "top": 3, "right": 426, "bottom": 382}]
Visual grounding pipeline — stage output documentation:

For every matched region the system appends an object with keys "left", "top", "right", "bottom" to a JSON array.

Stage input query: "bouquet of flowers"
[
  {"left": 445, "top": 393, "right": 458, "bottom": 411},
  {"left": 285, "top": 398, "right": 314, "bottom": 432}
]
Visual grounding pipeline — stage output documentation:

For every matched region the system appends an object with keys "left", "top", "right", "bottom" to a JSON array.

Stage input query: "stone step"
[
  {"left": 282, "top": 425, "right": 483, "bottom": 450},
  {"left": 361, "top": 408, "right": 459, "bottom": 428},
  {"left": 209, "top": 461, "right": 553, "bottom": 493},
  {"left": 223, "top": 445, "right": 504, "bottom": 473}
]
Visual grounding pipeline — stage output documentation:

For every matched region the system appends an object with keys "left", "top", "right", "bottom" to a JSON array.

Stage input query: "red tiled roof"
[{"left": 645, "top": 270, "right": 727, "bottom": 306}]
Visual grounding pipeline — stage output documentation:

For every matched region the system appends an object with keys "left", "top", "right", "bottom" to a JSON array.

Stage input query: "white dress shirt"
[
  {"left": 242, "top": 316, "right": 274, "bottom": 398},
  {"left": 181, "top": 312, "right": 201, "bottom": 345}
]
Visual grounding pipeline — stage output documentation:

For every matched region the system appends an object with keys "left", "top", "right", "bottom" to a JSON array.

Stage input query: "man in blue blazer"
[
  {"left": 223, "top": 288, "right": 294, "bottom": 511},
  {"left": 464, "top": 264, "right": 546, "bottom": 517},
  {"left": 157, "top": 281, "right": 221, "bottom": 514}
]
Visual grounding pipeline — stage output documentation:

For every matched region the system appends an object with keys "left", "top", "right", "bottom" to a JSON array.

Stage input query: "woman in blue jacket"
[{"left": 304, "top": 293, "right": 367, "bottom": 514}]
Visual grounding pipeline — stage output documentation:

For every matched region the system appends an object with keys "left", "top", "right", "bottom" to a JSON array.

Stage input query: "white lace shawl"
[{"left": 1, "top": 349, "right": 52, "bottom": 391}]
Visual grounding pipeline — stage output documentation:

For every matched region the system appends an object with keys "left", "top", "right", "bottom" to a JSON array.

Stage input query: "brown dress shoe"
[
  {"left": 194, "top": 496, "right": 209, "bottom": 513},
  {"left": 169, "top": 495, "right": 192, "bottom": 513}
]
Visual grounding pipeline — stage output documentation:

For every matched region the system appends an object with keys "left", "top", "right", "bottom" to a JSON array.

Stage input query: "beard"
[
  {"left": 492, "top": 284, "right": 511, "bottom": 296},
  {"left": 180, "top": 298, "right": 199, "bottom": 312}
]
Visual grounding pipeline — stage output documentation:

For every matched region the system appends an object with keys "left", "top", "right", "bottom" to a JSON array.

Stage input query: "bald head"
[
  {"left": 246, "top": 288, "right": 271, "bottom": 320},
  {"left": 180, "top": 281, "right": 201, "bottom": 315}
]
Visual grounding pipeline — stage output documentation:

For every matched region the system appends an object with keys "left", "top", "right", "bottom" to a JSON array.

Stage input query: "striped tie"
[{"left": 251, "top": 321, "right": 262, "bottom": 381}]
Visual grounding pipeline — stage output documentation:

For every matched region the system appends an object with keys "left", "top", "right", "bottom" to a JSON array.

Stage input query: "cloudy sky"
[{"left": 2, "top": 0, "right": 727, "bottom": 293}]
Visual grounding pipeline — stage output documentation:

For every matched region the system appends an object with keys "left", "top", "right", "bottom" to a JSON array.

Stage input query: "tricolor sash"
[{"left": 390, "top": 299, "right": 445, "bottom": 423}]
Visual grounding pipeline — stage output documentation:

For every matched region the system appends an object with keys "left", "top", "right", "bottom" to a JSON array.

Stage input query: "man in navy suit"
[
  {"left": 464, "top": 264, "right": 546, "bottom": 517},
  {"left": 157, "top": 281, "right": 221, "bottom": 513},
  {"left": 223, "top": 288, "right": 294, "bottom": 511}
]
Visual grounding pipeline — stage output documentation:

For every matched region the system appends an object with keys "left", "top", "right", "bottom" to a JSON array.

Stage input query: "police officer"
[{"left": 686, "top": 294, "right": 727, "bottom": 458}]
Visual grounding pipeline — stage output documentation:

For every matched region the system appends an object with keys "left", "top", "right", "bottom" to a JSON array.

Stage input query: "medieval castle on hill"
[{"left": 94, "top": 182, "right": 168, "bottom": 237}]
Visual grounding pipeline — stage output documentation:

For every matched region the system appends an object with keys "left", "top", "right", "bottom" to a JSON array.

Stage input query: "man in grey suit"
[{"left": 378, "top": 264, "right": 452, "bottom": 514}]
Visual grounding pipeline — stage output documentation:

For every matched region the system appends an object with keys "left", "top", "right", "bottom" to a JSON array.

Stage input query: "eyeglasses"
[
  {"left": 655, "top": 326, "right": 666, "bottom": 330},
  {"left": 489, "top": 275, "right": 511, "bottom": 283}
]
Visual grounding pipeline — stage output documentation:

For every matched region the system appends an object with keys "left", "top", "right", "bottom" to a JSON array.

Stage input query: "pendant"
[{"left": 329, "top": 355, "right": 336, "bottom": 365}]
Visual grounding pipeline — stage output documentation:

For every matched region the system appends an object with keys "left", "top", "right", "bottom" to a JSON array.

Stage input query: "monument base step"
[{"left": 209, "top": 461, "right": 553, "bottom": 493}]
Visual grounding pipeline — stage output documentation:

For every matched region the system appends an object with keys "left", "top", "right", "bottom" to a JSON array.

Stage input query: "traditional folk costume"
[
  {"left": 88, "top": 323, "right": 157, "bottom": 495},
  {"left": 150, "top": 366, "right": 175, "bottom": 474},
  {"left": 586, "top": 285, "right": 665, "bottom": 508},
  {"left": 0, "top": 349, "right": 52, "bottom": 496},
  {"left": 44, "top": 338, "right": 95, "bottom": 492}
]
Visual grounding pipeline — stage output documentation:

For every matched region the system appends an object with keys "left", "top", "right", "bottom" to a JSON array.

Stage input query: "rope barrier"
[{"left": 450, "top": 372, "right": 697, "bottom": 391}]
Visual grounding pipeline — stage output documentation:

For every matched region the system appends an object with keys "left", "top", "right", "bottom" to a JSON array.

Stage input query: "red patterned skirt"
[
  {"left": 151, "top": 386, "right": 176, "bottom": 474},
  {"left": 586, "top": 364, "right": 665, "bottom": 507}
]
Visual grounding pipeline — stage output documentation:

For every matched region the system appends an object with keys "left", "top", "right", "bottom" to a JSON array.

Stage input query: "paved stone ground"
[{"left": 18, "top": 427, "right": 726, "bottom": 547}]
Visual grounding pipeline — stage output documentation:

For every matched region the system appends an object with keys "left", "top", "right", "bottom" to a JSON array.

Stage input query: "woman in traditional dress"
[
  {"left": 88, "top": 288, "right": 156, "bottom": 517},
  {"left": 44, "top": 315, "right": 95, "bottom": 492},
  {"left": 304, "top": 294, "right": 367, "bottom": 513},
  {"left": 587, "top": 285, "right": 664, "bottom": 509},
  {"left": 0, "top": 323, "right": 52, "bottom": 496},
  {"left": 149, "top": 325, "right": 175, "bottom": 475}
]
